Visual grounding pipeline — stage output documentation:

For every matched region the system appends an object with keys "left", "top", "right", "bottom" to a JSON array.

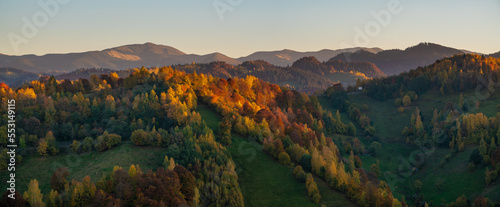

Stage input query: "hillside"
[
  {"left": 490, "top": 51, "right": 500, "bottom": 58},
  {"left": 0, "top": 66, "right": 402, "bottom": 207},
  {"left": 0, "top": 67, "right": 39, "bottom": 86},
  {"left": 330, "top": 42, "right": 469, "bottom": 75},
  {"left": 319, "top": 54, "right": 500, "bottom": 205},
  {"left": 326, "top": 60, "right": 385, "bottom": 78},
  {"left": 357, "top": 54, "right": 500, "bottom": 100}
]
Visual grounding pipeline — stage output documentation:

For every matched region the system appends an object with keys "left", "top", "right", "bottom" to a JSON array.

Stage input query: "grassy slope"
[
  {"left": 1, "top": 143, "right": 165, "bottom": 194},
  {"left": 324, "top": 72, "right": 366, "bottom": 86},
  {"left": 197, "top": 104, "right": 355, "bottom": 207},
  {"left": 319, "top": 89, "right": 500, "bottom": 204}
]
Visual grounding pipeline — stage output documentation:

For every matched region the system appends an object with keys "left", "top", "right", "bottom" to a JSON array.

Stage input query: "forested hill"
[
  {"left": 330, "top": 43, "right": 467, "bottom": 75},
  {"left": 21, "top": 58, "right": 384, "bottom": 94},
  {"left": 356, "top": 54, "right": 500, "bottom": 100},
  {"left": 0, "top": 67, "right": 39, "bottom": 86},
  {"left": 0, "top": 66, "right": 402, "bottom": 206},
  {"left": 490, "top": 51, "right": 500, "bottom": 58}
]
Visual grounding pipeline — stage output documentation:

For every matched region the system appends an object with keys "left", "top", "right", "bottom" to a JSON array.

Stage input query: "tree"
[
  {"left": 458, "top": 94, "right": 464, "bottom": 110},
  {"left": 23, "top": 179, "right": 44, "bottom": 207},
  {"left": 451, "top": 194, "right": 468, "bottom": 207},
  {"left": 305, "top": 173, "right": 321, "bottom": 203},
  {"left": 370, "top": 160, "right": 380, "bottom": 177},
  {"left": 402, "top": 95, "right": 411, "bottom": 107},
  {"left": 70, "top": 140, "right": 81, "bottom": 153},
  {"left": 395, "top": 98, "right": 402, "bottom": 106},
  {"left": 293, "top": 165, "right": 307, "bottom": 181},
  {"left": 44, "top": 131, "right": 59, "bottom": 155},
  {"left": 37, "top": 139, "right": 48, "bottom": 157},
  {"left": 278, "top": 152, "right": 291, "bottom": 165},
  {"left": 485, "top": 167, "right": 498, "bottom": 185},
  {"left": 82, "top": 137, "right": 94, "bottom": 152},
  {"left": 131, "top": 129, "right": 148, "bottom": 146},
  {"left": 1, "top": 191, "right": 26, "bottom": 207},
  {"left": 470, "top": 149, "right": 482, "bottom": 164},
  {"left": 46, "top": 190, "right": 62, "bottom": 207},
  {"left": 163, "top": 155, "right": 176, "bottom": 171},
  {"left": 479, "top": 138, "right": 488, "bottom": 157},
  {"left": 128, "top": 165, "right": 137, "bottom": 178},
  {"left": 50, "top": 168, "right": 69, "bottom": 192}
]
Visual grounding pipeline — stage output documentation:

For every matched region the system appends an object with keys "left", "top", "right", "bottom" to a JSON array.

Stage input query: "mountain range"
[
  {"left": 329, "top": 42, "right": 490, "bottom": 75},
  {"left": 0, "top": 43, "right": 381, "bottom": 74},
  {"left": 0, "top": 42, "right": 498, "bottom": 80}
]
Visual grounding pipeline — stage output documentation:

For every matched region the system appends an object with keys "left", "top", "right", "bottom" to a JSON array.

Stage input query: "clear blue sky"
[{"left": 1, "top": 0, "right": 499, "bottom": 57}]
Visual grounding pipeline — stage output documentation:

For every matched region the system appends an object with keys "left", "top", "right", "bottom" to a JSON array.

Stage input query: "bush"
[
  {"left": 82, "top": 137, "right": 94, "bottom": 152},
  {"left": 398, "top": 106, "right": 405, "bottom": 113},
  {"left": 233, "top": 123, "right": 247, "bottom": 136},
  {"left": 470, "top": 149, "right": 482, "bottom": 164},
  {"left": 94, "top": 132, "right": 122, "bottom": 152},
  {"left": 131, "top": 129, "right": 148, "bottom": 146},
  {"left": 70, "top": 140, "right": 81, "bottom": 153},
  {"left": 293, "top": 166, "right": 307, "bottom": 182},
  {"left": 395, "top": 98, "right": 402, "bottom": 106},
  {"left": 369, "top": 141, "right": 382, "bottom": 157},
  {"left": 278, "top": 152, "right": 291, "bottom": 165}
]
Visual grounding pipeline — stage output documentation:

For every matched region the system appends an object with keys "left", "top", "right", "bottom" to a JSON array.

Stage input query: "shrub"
[
  {"left": 278, "top": 152, "right": 291, "bottom": 165},
  {"left": 395, "top": 98, "right": 402, "bottom": 106},
  {"left": 293, "top": 165, "right": 307, "bottom": 182},
  {"left": 70, "top": 140, "right": 81, "bottom": 153},
  {"left": 82, "top": 137, "right": 94, "bottom": 152}
]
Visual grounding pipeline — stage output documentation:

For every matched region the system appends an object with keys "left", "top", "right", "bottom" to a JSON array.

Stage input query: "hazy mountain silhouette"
[
  {"left": 0, "top": 43, "right": 380, "bottom": 73},
  {"left": 490, "top": 51, "right": 500, "bottom": 58},
  {"left": 237, "top": 48, "right": 382, "bottom": 66},
  {"left": 0, "top": 67, "right": 39, "bottom": 86},
  {"left": 329, "top": 43, "right": 472, "bottom": 75}
]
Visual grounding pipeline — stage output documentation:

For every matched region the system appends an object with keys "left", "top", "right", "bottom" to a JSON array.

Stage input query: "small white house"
[{"left": 358, "top": 87, "right": 363, "bottom": 91}]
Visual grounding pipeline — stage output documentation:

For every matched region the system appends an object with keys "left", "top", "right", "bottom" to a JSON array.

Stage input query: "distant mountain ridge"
[
  {"left": 0, "top": 42, "right": 491, "bottom": 77},
  {"left": 0, "top": 67, "right": 39, "bottom": 86},
  {"left": 490, "top": 51, "right": 500, "bottom": 58},
  {"left": 330, "top": 42, "right": 473, "bottom": 75},
  {"left": 236, "top": 47, "right": 382, "bottom": 66},
  {"left": 0, "top": 43, "right": 380, "bottom": 73}
]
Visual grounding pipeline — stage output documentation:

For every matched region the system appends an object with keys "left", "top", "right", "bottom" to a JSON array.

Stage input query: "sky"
[{"left": 0, "top": 0, "right": 499, "bottom": 57}]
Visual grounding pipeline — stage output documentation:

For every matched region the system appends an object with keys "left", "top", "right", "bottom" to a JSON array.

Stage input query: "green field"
[
  {"left": 197, "top": 104, "right": 355, "bottom": 207},
  {"left": 318, "top": 89, "right": 500, "bottom": 204},
  {"left": 0, "top": 143, "right": 165, "bottom": 194},
  {"left": 324, "top": 72, "right": 366, "bottom": 86}
]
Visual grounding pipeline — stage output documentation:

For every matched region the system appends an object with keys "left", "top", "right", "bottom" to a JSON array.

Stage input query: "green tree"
[
  {"left": 402, "top": 95, "right": 411, "bottom": 107},
  {"left": 479, "top": 138, "right": 488, "bottom": 157},
  {"left": 82, "top": 137, "right": 93, "bottom": 152},
  {"left": 370, "top": 160, "right": 380, "bottom": 177}
]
